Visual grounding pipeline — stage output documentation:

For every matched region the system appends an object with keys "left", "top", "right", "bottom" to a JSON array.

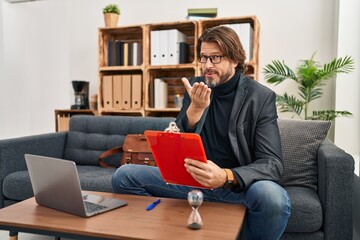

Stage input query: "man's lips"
[
  {"left": 205, "top": 73, "right": 213, "bottom": 77},
  {"left": 204, "top": 71, "right": 216, "bottom": 77}
]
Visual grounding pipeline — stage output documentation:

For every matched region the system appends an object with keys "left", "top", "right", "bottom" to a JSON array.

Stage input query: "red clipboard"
[{"left": 144, "top": 130, "right": 211, "bottom": 189}]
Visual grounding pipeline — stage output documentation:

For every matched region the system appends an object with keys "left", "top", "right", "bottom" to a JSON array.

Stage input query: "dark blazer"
[{"left": 176, "top": 73, "right": 284, "bottom": 191}]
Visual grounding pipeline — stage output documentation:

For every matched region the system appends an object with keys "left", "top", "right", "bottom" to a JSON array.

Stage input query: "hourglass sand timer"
[{"left": 187, "top": 189, "right": 204, "bottom": 230}]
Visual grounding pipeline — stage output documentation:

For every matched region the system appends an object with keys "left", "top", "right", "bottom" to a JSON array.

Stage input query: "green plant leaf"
[
  {"left": 263, "top": 53, "right": 354, "bottom": 121},
  {"left": 321, "top": 55, "right": 355, "bottom": 77},
  {"left": 310, "top": 110, "right": 353, "bottom": 121},
  {"left": 263, "top": 60, "right": 297, "bottom": 85},
  {"left": 276, "top": 93, "right": 304, "bottom": 117},
  {"left": 103, "top": 4, "right": 120, "bottom": 14}
]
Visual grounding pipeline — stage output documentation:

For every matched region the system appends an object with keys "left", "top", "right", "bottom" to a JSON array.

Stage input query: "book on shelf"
[
  {"left": 127, "top": 43, "right": 133, "bottom": 66},
  {"left": 123, "top": 43, "right": 129, "bottom": 66},
  {"left": 179, "top": 42, "right": 189, "bottom": 64},
  {"left": 115, "top": 41, "right": 124, "bottom": 66},
  {"left": 186, "top": 8, "right": 217, "bottom": 20},
  {"left": 132, "top": 42, "right": 142, "bottom": 66},
  {"left": 153, "top": 78, "right": 168, "bottom": 108},
  {"left": 108, "top": 40, "right": 142, "bottom": 67},
  {"left": 107, "top": 40, "right": 116, "bottom": 66}
]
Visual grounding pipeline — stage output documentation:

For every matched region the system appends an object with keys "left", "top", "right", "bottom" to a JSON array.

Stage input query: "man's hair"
[{"left": 196, "top": 25, "right": 247, "bottom": 73}]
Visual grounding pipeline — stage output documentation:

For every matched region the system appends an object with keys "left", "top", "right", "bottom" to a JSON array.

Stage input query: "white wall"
[
  {"left": 0, "top": 0, "right": 358, "bottom": 160},
  {"left": 1, "top": 0, "right": 69, "bottom": 139},
  {"left": 0, "top": 1, "right": 3, "bottom": 78},
  {"left": 335, "top": 0, "right": 360, "bottom": 158},
  {"left": 337, "top": 1, "right": 360, "bottom": 239}
]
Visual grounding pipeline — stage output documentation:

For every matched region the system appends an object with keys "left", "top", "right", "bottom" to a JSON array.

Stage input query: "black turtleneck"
[{"left": 201, "top": 70, "right": 240, "bottom": 168}]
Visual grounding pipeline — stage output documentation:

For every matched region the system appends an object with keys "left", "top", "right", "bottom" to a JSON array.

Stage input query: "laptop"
[
  {"left": 144, "top": 130, "right": 212, "bottom": 189},
  {"left": 24, "top": 154, "right": 127, "bottom": 217}
]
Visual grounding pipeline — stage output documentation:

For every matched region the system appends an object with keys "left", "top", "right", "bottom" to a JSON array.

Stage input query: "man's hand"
[
  {"left": 182, "top": 77, "right": 212, "bottom": 128},
  {"left": 182, "top": 77, "right": 211, "bottom": 110},
  {"left": 184, "top": 158, "right": 227, "bottom": 188}
]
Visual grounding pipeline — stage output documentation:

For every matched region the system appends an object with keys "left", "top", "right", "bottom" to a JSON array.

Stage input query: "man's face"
[{"left": 199, "top": 42, "right": 238, "bottom": 87}]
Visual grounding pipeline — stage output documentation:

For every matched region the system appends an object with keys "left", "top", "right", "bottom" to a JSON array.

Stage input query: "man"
[{"left": 112, "top": 26, "right": 291, "bottom": 239}]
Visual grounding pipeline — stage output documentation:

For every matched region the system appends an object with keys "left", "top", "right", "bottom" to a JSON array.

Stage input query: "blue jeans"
[{"left": 112, "top": 164, "right": 291, "bottom": 240}]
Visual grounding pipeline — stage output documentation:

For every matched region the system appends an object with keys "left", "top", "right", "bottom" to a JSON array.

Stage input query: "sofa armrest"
[
  {"left": 317, "top": 139, "right": 354, "bottom": 240},
  {"left": 0, "top": 132, "right": 67, "bottom": 208}
]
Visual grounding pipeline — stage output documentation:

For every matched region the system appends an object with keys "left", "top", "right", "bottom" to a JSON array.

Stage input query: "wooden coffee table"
[{"left": 0, "top": 192, "right": 246, "bottom": 240}]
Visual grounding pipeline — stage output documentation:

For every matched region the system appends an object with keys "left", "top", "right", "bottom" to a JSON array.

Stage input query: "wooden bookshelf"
[{"left": 97, "top": 16, "right": 260, "bottom": 117}]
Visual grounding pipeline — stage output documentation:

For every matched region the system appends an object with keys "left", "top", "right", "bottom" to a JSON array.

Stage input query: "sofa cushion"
[
  {"left": 278, "top": 119, "right": 331, "bottom": 191},
  {"left": 284, "top": 186, "right": 323, "bottom": 233},
  {"left": 2, "top": 170, "right": 33, "bottom": 201},
  {"left": 64, "top": 115, "right": 175, "bottom": 166},
  {"left": 2, "top": 166, "right": 116, "bottom": 201}
]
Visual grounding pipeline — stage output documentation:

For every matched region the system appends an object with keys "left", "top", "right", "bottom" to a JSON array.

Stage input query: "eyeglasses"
[{"left": 198, "top": 55, "right": 224, "bottom": 64}]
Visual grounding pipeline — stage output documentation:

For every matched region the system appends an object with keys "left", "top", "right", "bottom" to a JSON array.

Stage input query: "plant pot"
[{"left": 104, "top": 13, "right": 119, "bottom": 28}]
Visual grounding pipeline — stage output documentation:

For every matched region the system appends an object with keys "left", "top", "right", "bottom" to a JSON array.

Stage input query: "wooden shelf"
[
  {"left": 54, "top": 109, "right": 97, "bottom": 132},
  {"left": 97, "top": 16, "right": 260, "bottom": 117}
]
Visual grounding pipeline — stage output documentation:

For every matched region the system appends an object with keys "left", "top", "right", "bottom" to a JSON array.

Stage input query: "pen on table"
[{"left": 146, "top": 198, "right": 161, "bottom": 211}]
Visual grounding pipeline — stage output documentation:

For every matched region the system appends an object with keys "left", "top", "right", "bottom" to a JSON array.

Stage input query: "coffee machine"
[{"left": 71, "top": 80, "right": 89, "bottom": 109}]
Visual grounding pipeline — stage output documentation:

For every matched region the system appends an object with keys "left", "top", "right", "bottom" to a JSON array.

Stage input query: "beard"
[{"left": 203, "top": 67, "right": 234, "bottom": 87}]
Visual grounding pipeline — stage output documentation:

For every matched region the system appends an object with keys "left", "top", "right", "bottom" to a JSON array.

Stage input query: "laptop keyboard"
[{"left": 84, "top": 201, "right": 107, "bottom": 213}]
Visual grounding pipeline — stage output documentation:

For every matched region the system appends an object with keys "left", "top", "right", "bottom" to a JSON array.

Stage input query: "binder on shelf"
[
  {"left": 127, "top": 42, "right": 133, "bottom": 66},
  {"left": 149, "top": 78, "right": 155, "bottom": 108},
  {"left": 150, "top": 30, "right": 160, "bottom": 65},
  {"left": 115, "top": 41, "right": 124, "bottom": 66},
  {"left": 58, "top": 114, "right": 70, "bottom": 132},
  {"left": 131, "top": 74, "right": 142, "bottom": 109},
  {"left": 107, "top": 40, "right": 116, "bottom": 66},
  {"left": 113, "top": 75, "right": 122, "bottom": 109},
  {"left": 102, "top": 75, "right": 113, "bottom": 109},
  {"left": 167, "top": 29, "right": 187, "bottom": 65},
  {"left": 179, "top": 42, "right": 189, "bottom": 64},
  {"left": 154, "top": 78, "right": 160, "bottom": 108},
  {"left": 226, "top": 23, "right": 253, "bottom": 61},
  {"left": 123, "top": 42, "right": 129, "bottom": 66},
  {"left": 154, "top": 78, "right": 168, "bottom": 108},
  {"left": 238, "top": 23, "right": 253, "bottom": 61},
  {"left": 121, "top": 74, "right": 132, "bottom": 109},
  {"left": 132, "top": 42, "right": 142, "bottom": 66},
  {"left": 159, "top": 30, "right": 168, "bottom": 65}
]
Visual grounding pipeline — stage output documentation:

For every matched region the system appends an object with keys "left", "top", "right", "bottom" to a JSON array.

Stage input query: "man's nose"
[{"left": 205, "top": 58, "right": 214, "bottom": 67}]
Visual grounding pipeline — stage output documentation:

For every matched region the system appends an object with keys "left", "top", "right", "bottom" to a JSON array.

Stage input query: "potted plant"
[
  {"left": 263, "top": 53, "right": 354, "bottom": 120},
  {"left": 103, "top": 3, "right": 120, "bottom": 28}
]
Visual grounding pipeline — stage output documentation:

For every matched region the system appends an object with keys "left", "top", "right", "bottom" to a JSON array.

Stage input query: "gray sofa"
[{"left": 0, "top": 115, "right": 354, "bottom": 240}]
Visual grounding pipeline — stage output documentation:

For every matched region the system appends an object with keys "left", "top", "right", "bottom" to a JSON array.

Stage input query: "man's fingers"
[
  {"left": 181, "top": 77, "right": 192, "bottom": 93},
  {"left": 204, "top": 88, "right": 212, "bottom": 100}
]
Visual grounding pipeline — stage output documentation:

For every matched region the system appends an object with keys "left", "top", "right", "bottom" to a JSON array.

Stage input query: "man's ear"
[{"left": 231, "top": 61, "right": 238, "bottom": 69}]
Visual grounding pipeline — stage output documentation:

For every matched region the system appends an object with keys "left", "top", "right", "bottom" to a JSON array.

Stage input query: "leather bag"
[{"left": 98, "top": 134, "right": 155, "bottom": 168}]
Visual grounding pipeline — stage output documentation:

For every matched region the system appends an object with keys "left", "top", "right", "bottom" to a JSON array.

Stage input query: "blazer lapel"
[{"left": 228, "top": 74, "right": 248, "bottom": 160}]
